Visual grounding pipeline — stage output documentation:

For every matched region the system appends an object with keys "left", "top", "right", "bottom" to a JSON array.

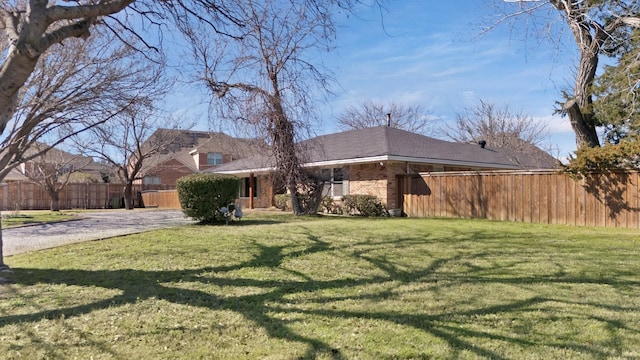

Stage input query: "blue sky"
[
  {"left": 324, "top": 2, "right": 578, "bottom": 159},
  {"left": 170, "top": 1, "right": 580, "bottom": 160}
]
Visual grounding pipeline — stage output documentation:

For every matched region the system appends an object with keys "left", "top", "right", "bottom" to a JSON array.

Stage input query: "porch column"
[
  {"left": 269, "top": 181, "right": 274, "bottom": 207},
  {"left": 249, "top": 173, "right": 255, "bottom": 209}
]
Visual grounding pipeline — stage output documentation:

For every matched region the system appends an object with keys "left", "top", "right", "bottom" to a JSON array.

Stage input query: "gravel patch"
[{"left": 3, "top": 209, "right": 194, "bottom": 256}]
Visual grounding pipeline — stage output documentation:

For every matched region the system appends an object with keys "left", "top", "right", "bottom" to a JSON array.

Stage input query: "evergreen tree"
[{"left": 592, "top": 30, "right": 640, "bottom": 144}]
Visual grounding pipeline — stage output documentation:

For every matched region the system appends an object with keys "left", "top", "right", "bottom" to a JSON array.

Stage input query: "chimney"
[
  {"left": 386, "top": 113, "right": 391, "bottom": 127},
  {"left": 478, "top": 140, "right": 487, "bottom": 149}
]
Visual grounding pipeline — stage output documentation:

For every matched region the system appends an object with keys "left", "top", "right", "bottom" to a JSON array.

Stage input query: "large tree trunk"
[
  {"left": 47, "top": 189, "right": 61, "bottom": 212},
  {"left": 288, "top": 182, "right": 303, "bottom": 216},
  {"left": 555, "top": 0, "right": 606, "bottom": 149},
  {"left": 564, "top": 99, "right": 600, "bottom": 148},
  {"left": 268, "top": 82, "right": 305, "bottom": 215},
  {"left": 566, "top": 42, "right": 601, "bottom": 148},
  {"left": 0, "top": 52, "right": 40, "bottom": 133},
  {"left": 123, "top": 183, "right": 134, "bottom": 210},
  {"left": 0, "top": 215, "right": 5, "bottom": 271}
]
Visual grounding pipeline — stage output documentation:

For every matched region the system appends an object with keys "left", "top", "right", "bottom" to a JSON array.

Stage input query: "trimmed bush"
[
  {"left": 321, "top": 196, "right": 342, "bottom": 214},
  {"left": 274, "top": 194, "right": 291, "bottom": 211},
  {"left": 177, "top": 173, "right": 239, "bottom": 223},
  {"left": 342, "top": 194, "right": 386, "bottom": 217}
]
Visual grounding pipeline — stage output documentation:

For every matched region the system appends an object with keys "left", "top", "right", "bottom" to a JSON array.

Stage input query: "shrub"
[
  {"left": 177, "top": 173, "right": 239, "bottom": 223},
  {"left": 274, "top": 194, "right": 290, "bottom": 211},
  {"left": 342, "top": 194, "right": 386, "bottom": 217},
  {"left": 321, "top": 196, "right": 342, "bottom": 214}
]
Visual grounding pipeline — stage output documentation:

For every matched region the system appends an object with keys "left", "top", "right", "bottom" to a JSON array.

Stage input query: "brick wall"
[
  {"left": 154, "top": 158, "right": 196, "bottom": 185},
  {"left": 237, "top": 174, "right": 273, "bottom": 209},
  {"left": 348, "top": 163, "right": 405, "bottom": 209}
]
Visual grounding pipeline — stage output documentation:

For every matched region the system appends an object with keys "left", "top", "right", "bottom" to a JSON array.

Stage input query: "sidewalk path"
[{"left": 3, "top": 209, "right": 194, "bottom": 256}]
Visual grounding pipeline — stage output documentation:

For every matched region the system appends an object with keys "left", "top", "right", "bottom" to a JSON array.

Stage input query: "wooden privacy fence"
[
  {"left": 402, "top": 170, "right": 640, "bottom": 229},
  {"left": 0, "top": 181, "right": 175, "bottom": 211},
  {"left": 140, "top": 190, "right": 182, "bottom": 209}
]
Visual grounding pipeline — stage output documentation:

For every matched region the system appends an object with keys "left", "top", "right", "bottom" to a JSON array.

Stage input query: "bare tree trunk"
[
  {"left": 49, "top": 190, "right": 60, "bottom": 212},
  {"left": 0, "top": 210, "right": 12, "bottom": 278},
  {"left": 123, "top": 183, "right": 134, "bottom": 210},
  {"left": 0, "top": 54, "right": 39, "bottom": 133},
  {"left": 566, "top": 41, "right": 601, "bottom": 148},
  {"left": 289, "top": 183, "right": 304, "bottom": 216},
  {"left": 268, "top": 78, "right": 305, "bottom": 215},
  {"left": 564, "top": 99, "right": 600, "bottom": 148},
  {"left": 0, "top": 213, "right": 5, "bottom": 271}
]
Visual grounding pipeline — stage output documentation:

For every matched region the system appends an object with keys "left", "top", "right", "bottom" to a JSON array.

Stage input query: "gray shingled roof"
[
  {"left": 304, "top": 126, "right": 513, "bottom": 165},
  {"left": 211, "top": 126, "right": 558, "bottom": 173}
]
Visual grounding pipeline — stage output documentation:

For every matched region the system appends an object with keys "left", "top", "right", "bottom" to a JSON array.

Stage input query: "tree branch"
[
  {"left": 39, "top": 19, "right": 92, "bottom": 52},
  {"left": 617, "top": 16, "right": 640, "bottom": 29},
  {"left": 0, "top": 8, "right": 20, "bottom": 43},
  {"left": 46, "top": 1, "right": 135, "bottom": 22}
]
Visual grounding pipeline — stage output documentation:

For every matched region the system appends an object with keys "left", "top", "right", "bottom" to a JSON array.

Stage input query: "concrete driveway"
[{"left": 3, "top": 209, "right": 194, "bottom": 256}]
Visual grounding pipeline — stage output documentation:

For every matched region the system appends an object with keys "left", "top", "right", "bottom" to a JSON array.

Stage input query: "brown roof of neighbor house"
[
  {"left": 3, "top": 167, "right": 30, "bottom": 182},
  {"left": 146, "top": 128, "right": 214, "bottom": 154},
  {"left": 211, "top": 126, "right": 560, "bottom": 174},
  {"left": 16, "top": 142, "right": 110, "bottom": 182},
  {"left": 188, "top": 133, "right": 262, "bottom": 159},
  {"left": 139, "top": 129, "right": 268, "bottom": 178}
]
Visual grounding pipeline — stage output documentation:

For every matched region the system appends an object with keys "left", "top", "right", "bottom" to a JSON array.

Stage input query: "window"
[
  {"left": 143, "top": 176, "right": 161, "bottom": 185},
  {"left": 322, "top": 168, "right": 346, "bottom": 198},
  {"left": 239, "top": 177, "right": 258, "bottom": 198},
  {"left": 207, "top": 152, "right": 223, "bottom": 165}
]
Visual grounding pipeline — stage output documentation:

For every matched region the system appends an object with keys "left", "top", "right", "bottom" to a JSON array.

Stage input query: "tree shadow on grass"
[
  {"left": 195, "top": 218, "right": 285, "bottom": 226},
  {"left": 2, "top": 228, "right": 638, "bottom": 359}
]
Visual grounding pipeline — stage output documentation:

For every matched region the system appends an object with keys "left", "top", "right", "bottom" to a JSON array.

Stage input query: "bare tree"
[
  {"left": 486, "top": 0, "right": 640, "bottom": 148},
  {"left": 337, "top": 100, "right": 433, "bottom": 134},
  {"left": 78, "top": 105, "right": 187, "bottom": 210},
  {"left": 0, "top": 1, "right": 139, "bottom": 131},
  {"left": 0, "top": 26, "right": 163, "bottom": 270},
  {"left": 190, "top": 0, "right": 338, "bottom": 215},
  {"left": 0, "top": 0, "right": 373, "bottom": 276},
  {"left": 0, "top": 1, "right": 369, "bottom": 138},
  {"left": 443, "top": 99, "right": 550, "bottom": 150},
  {"left": 0, "top": 30, "right": 164, "bottom": 179},
  {"left": 21, "top": 142, "right": 94, "bottom": 211}
]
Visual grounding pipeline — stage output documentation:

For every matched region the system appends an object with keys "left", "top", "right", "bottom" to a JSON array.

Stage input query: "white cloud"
[{"left": 533, "top": 114, "right": 573, "bottom": 134}]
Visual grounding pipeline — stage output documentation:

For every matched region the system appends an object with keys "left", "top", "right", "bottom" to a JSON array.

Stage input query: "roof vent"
[{"left": 478, "top": 140, "right": 487, "bottom": 149}]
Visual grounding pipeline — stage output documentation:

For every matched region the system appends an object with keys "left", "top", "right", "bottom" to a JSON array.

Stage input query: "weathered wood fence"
[
  {"left": 140, "top": 190, "right": 182, "bottom": 209},
  {"left": 402, "top": 170, "right": 640, "bottom": 229},
  {"left": 0, "top": 181, "right": 175, "bottom": 211}
]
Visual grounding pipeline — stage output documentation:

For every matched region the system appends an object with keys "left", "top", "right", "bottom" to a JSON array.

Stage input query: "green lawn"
[
  {"left": 1, "top": 210, "right": 78, "bottom": 228},
  {"left": 1, "top": 213, "right": 639, "bottom": 359}
]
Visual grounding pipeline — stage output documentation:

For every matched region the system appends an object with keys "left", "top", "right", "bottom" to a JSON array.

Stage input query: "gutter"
[{"left": 213, "top": 154, "right": 521, "bottom": 176}]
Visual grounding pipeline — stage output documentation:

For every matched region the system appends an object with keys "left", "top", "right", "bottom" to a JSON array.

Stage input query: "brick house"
[
  {"left": 209, "top": 126, "right": 559, "bottom": 210},
  {"left": 17, "top": 143, "right": 111, "bottom": 183},
  {"left": 138, "top": 130, "right": 261, "bottom": 186}
]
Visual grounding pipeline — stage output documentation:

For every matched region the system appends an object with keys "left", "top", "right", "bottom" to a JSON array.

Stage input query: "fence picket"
[
  {"left": 403, "top": 170, "right": 640, "bottom": 229},
  {"left": 0, "top": 182, "right": 175, "bottom": 211}
]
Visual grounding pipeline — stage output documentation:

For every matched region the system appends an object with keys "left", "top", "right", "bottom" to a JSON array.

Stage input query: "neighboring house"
[
  {"left": 138, "top": 129, "right": 263, "bottom": 186},
  {"left": 18, "top": 144, "right": 109, "bottom": 183},
  {"left": 210, "top": 126, "right": 560, "bottom": 210},
  {"left": 2, "top": 167, "right": 30, "bottom": 182}
]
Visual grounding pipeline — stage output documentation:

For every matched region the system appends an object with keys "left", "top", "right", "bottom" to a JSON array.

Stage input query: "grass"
[
  {"left": 1, "top": 213, "right": 640, "bottom": 359},
  {"left": 1, "top": 210, "right": 79, "bottom": 228}
]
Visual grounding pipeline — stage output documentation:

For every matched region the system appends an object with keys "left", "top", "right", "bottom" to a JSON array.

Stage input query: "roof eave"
[
  {"left": 385, "top": 155, "right": 522, "bottom": 170},
  {"left": 212, "top": 166, "right": 275, "bottom": 176},
  {"left": 212, "top": 155, "right": 521, "bottom": 175}
]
